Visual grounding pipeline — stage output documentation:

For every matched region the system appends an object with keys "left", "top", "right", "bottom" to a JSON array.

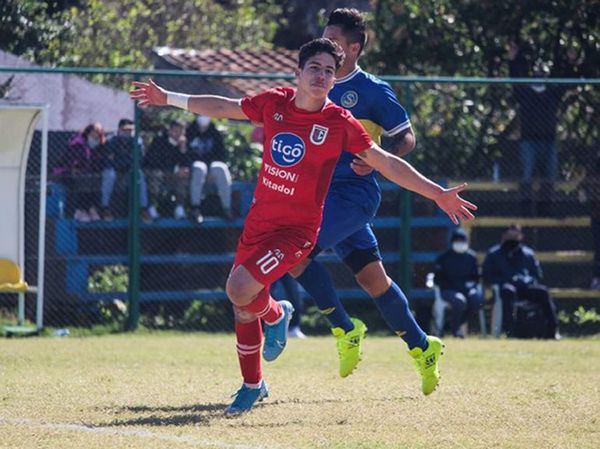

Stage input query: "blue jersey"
[{"left": 328, "top": 67, "right": 411, "bottom": 207}]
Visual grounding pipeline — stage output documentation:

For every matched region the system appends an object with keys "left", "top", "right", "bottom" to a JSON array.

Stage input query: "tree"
[
  {"left": 2, "top": 0, "right": 282, "bottom": 69},
  {"left": 0, "top": 0, "right": 72, "bottom": 61},
  {"left": 363, "top": 0, "right": 600, "bottom": 178}
]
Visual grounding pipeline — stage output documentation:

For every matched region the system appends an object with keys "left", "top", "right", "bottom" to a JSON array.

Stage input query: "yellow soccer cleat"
[
  {"left": 409, "top": 335, "right": 444, "bottom": 395},
  {"left": 331, "top": 318, "right": 367, "bottom": 378}
]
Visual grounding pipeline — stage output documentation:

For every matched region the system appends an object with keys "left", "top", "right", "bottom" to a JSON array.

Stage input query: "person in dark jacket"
[
  {"left": 508, "top": 41, "right": 575, "bottom": 215},
  {"left": 434, "top": 228, "right": 483, "bottom": 337},
  {"left": 186, "top": 116, "right": 232, "bottom": 222},
  {"left": 57, "top": 122, "right": 105, "bottom": 222},
  {"left": 143, "top": 119, "right": 189, "bottom": 220},
  {"left": 482, "top": 224, "right": 559, "bottom": 338},
  {"left": 100, "top": 118, "right": 150, "bottom": 221}
]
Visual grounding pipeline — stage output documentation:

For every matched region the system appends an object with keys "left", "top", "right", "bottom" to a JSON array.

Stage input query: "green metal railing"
[{"left": 2, "top": 64, "right": 598, "bottom": 333}]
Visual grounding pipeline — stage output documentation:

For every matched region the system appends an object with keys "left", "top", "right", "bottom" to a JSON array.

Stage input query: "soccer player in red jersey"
[{"left": 131, "top": 38, "right": 476, "bottom": 415}]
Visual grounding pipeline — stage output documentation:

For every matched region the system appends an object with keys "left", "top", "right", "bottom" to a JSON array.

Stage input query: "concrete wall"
[{"left": 0, "top": 51, "right": 132, "bottom": 132}]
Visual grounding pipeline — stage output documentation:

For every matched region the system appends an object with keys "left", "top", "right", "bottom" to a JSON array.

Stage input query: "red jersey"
[{"left": 241, "top": 87, "right": 373, "bottom": 241}]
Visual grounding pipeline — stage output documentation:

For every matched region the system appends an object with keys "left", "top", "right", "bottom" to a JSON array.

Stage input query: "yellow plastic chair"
[
  {"left": 0, "top": 259, "right": 28, "bottom": 293},
  {"left": 0, "top": 259, "right": 38, "bottom": 336}
]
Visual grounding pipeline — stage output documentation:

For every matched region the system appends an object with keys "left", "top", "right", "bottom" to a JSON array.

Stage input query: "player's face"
[
  {"left": 323, "top": 26, "right": 358, "bottom": 65},
  {"left": 296, "top": 53, "right": 337, "bottom": 100}
]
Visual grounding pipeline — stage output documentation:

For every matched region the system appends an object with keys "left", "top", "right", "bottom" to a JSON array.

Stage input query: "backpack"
[{"left": 511, "top": 300, "right": 548, "bottom": 339}]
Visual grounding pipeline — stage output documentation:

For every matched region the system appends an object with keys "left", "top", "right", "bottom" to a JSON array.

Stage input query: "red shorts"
[{"left": 232, "top": 229, "right": 315, "bottom": 286}]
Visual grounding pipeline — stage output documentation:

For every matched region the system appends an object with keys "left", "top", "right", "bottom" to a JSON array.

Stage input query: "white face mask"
[
  {"left": 531, "top": 84, "right": 547, "bottom": 93},
  {"left": 197, "top": 116, "right": 211, "bottom": 127},
  {"left": 452, "top": 242, "right": 469, "bottom": 254},
  {"left": 88, "top": 137, "right": 100, "bottom": 149}
]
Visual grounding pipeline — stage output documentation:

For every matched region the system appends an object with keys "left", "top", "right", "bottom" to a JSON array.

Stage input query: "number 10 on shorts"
[{"left": 256, "top": 250, "right": 281, "bottom": 275}]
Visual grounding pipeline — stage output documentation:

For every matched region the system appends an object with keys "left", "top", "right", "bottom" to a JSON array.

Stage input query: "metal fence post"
[
  {"left": 127, "top": 75, "right": 141, "bottom": 331},
  {"left": 399, "top": 83, "right": 414, "bottom": 293}
]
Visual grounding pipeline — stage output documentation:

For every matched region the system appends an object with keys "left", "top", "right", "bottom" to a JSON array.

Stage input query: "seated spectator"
[
  {"left": 577, "top": 148, "right": 600, "bottom": 290},
  {"left": 55, "top": 122, "right": 105, "bottom": 222},
  {"left": 143, "top": 119, "right": 189, "bottom": 220},
  {"left": 433, "top": 228, "right": 483, "bottom": 338},
  {"left": 186, "top": 116, "right": 232, "bottom": 222},
  {"left": 482, "top": 224, "right": 559, "bottom": 339},
  {"left": 100, "top": 118, "right": 150, "bottom": 222}
]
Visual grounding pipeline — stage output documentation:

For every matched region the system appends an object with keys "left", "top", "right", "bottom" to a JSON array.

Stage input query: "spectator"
[
  {"left": 577, "top": 149, "right": 600, "bottom": 290},
  {"left": 143, "top": 119, "right": 189, "bottom": 220},
  {"left": 186, "top": 116, "right": 232, "bottom": 222},
  {"left": 56, "top": 122, "right": 105, "bottom": 222},
  {"left": 271, "top": 273, "right": 306, "bottom": 339},
  {"left": 100, "top": 118, "right": 150, "bottom": 222},
  {"left": 508, "top": 42, "right": 565, "bottom": 215},
  {"left": 482, "top": 224, "right": 559, "bottom": 338},
  {"left": 433, "top": 228, "right": 483, "bottom": 338}
]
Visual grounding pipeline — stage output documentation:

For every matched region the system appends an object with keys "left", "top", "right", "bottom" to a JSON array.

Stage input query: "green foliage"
[
  {"left": 87, "top": 265, "right": 129, "bottom": 327},
  {"left": 88, "top": 264, "right": 129, "bottom": 293},
  {"left": 365, "top": 0, "right": 600, "bottom": 178},
  {"left": 559, "top": 306, "right": 600, "bottom": 325},
  {"left": 34, "top": 0, "right": 282, "bottom": 69},
  {"left": 0, "top": 0, "right": 70, "bottom": 61},
  {"left": 218, "top": 121, "right": 263, "bottom": 181}
]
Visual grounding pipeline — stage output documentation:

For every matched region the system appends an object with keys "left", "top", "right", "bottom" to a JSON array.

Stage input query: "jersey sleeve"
[
  {"left": 373, "top": 82, "right": 411, "bottom": 137},
  {"left": 240, "top": 88, "right": 283, "bottom": 124},
  {"left": 342, "top": 111, "right": 374, "bottom": 154}
]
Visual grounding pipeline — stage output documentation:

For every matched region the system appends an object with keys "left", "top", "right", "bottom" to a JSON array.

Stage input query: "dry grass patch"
[{"left": 1, "top": 334, "right": 598, "bottom": 449}]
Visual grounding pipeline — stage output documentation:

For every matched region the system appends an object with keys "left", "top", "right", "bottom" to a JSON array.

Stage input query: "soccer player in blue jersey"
[{"left": 289, "top": 9, "right": 442, "bottom": 395}]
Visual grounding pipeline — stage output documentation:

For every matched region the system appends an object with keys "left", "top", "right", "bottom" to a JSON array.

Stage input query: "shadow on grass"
[
  {"left": 100, "top": 394, "right": 417, "bottom": 428},
  {"left": 102, "top": 402, "right": 229, "bottom": 427}
]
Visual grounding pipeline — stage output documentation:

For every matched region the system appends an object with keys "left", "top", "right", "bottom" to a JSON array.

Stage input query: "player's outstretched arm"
[
  {"left": 130, "top": 79, "right": 247, "bottom": 120},
  {"left": 357, "top": 144, "right": 477, "bottom": 224}
]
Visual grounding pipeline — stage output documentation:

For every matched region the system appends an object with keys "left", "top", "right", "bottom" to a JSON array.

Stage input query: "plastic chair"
[
  {"left": 0, "top": 259, "right": 28, "bottom": 293},
  {"left": 431, "top": 279, "right": 487, "bottom": 337},
  {"left": 490, "top": 284, "right": 503, "bottom": 338}
]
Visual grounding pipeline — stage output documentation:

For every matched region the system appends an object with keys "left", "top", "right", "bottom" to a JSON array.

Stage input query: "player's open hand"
[
  {"left": 434, "top": 183, "right": 477, "bottom": 225},
  {"left": 130, "top": 79, "right": 167, "bottom": 108},
  {"left": 350, "top": 157, "right": 374, "bottom": 176}
]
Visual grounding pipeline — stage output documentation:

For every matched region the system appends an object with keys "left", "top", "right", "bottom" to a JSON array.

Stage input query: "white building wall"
[{"left": 0, "top": 51, "right": 133, "bottom": 132}]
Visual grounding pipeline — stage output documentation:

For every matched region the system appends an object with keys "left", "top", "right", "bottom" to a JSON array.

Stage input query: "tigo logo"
[{"left": 271, "top": 133, "right": 305, "bottom": 167}]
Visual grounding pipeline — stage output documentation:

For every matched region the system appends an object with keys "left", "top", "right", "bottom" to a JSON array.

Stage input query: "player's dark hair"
[
  {"left": 298, "top": 38, "right": 345, "bottom": 71},
  {"left": 326, "top": 8, "right": 367, "bottom": 55},
  {"left": 118, "top": 118, "right": 133, "bottom": 129}
]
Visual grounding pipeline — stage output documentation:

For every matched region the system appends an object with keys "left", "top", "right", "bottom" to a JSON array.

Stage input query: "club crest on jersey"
[
  {"left": 341, "top": 90, "right": 359, "bottom": 108},
  {"left": 310, "top": 125, "right": 329, "bottom": 145},
  {"left": 271, "top": 132, "right": 305, "bottom": 167}
]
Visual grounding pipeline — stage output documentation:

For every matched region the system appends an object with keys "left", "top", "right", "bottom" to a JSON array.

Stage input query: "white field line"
[{"left": 0, "top": 416, "right": 286, "bottom": 449}]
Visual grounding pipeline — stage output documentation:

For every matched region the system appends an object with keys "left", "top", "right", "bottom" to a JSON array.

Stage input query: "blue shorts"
[{"left": 312, "top": 189, "right": 381, "bottom": 271}]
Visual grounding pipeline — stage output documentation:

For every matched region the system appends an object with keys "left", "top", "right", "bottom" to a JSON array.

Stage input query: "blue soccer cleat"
[
  {"left": 224, "top": 380, "right": 269, "bottom": 416},
  {"left": 262, "top": 300, "right": 294, "bottom": 362}
]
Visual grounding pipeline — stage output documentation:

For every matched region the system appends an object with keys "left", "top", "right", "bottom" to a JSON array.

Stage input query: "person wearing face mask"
[
  {"left": 482, "top": 224, "right": 559, "bottom": 338},
  {"left": 185, "top": 115, "right": 232, "bottom": 223},
  {"left": 143, "top": 119, "right": 190, "bottom": 220},
  {"left": 60, "top": 122, "right": 106, "bottom": 222},
  {"left": 100, "top": 118, "right": 150, "bottom": 222},
  {"left": 433, "top": 228, "right": 483, "bottom": 338},
  {"left": 508, "top": 41, "right": 577, "bottom": 216}
]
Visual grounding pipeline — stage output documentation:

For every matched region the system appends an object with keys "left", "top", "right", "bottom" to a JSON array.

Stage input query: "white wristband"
[{"left": 167, "top": 92, "right": 190, "bottom": 110}]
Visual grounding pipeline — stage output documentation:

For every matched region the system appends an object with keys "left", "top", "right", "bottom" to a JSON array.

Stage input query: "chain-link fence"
[{"left": 1, "top": 66, "right": 599, "bottom": 336}]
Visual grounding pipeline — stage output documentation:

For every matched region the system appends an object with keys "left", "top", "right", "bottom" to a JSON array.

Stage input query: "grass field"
[{"left": 1, "top": 333, "right": 599, "bottom": 449}]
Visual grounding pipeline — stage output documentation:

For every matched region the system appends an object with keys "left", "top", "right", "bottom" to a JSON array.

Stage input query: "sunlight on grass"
[{"left": 1, "top": 334, "right": 598, "bottom": 449}]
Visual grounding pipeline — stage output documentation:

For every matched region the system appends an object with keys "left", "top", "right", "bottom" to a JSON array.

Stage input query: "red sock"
[
  {"left": 235, "top": 318, "right": 263, "bottom": 386},
  {"left": 244, "top": 288, "right": 283, "bottom": 325}
]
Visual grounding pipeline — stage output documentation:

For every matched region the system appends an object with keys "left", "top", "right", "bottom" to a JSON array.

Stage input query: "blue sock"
[
  {"left": 296, "top": 260, "right": 354, "bottom": 332},
  {"left": 373, "top": 281, "right": 427, "bottom": 350}
]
